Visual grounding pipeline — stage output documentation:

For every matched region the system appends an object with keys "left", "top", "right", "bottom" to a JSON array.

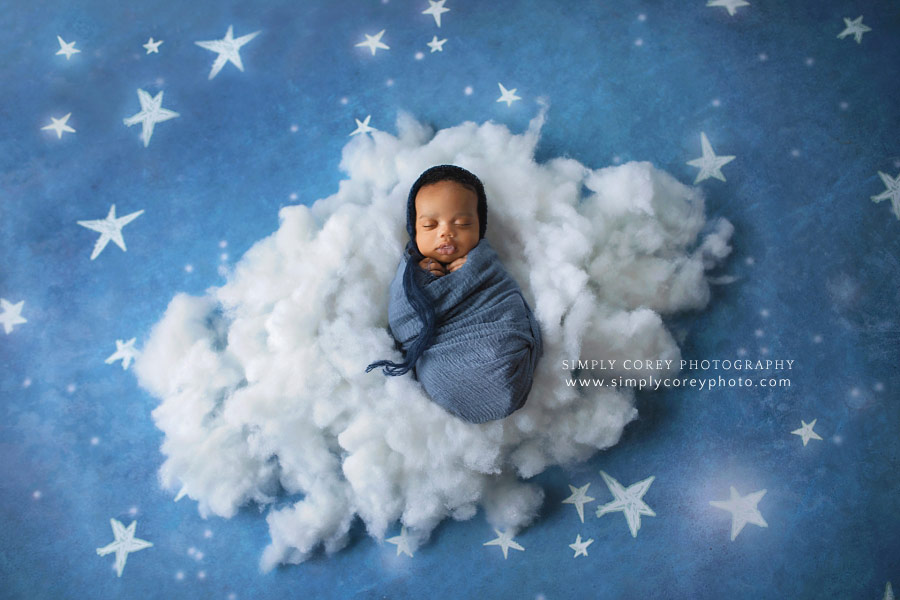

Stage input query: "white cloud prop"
[{"left": 134, "top": 109, "right": 734, "bottom": 572}]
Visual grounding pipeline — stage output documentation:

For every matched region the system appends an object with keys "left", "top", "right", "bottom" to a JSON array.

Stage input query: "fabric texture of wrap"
[{"left": 386, "top": 238, "right": 543, "bottom": 424}]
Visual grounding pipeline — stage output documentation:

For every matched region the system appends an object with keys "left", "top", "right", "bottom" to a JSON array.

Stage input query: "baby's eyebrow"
[{"left": 417, "top": 212, "right": 474, "bottom": 219}]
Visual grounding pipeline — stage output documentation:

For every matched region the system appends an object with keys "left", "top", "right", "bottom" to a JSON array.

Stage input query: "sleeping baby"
[{"left": 366, "top": 164, "right": 543, "bottom": 424}]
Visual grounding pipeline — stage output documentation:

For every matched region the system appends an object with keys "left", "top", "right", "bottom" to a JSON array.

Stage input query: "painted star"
[
  {"left": 483, "top": 529, "right": 524, "bottom": 559},
  {"left": 77, "top": 204, "right": 145, "bottom": 261},
  {"left": 349, "top": 115, "right": 376, "bottom": 136},
  {"left": 686, "top": 132, "right": 736, "bottom": 184},
  {"left": 56, "top": 36, "right": 80, "bottom": 59},
  {"left": 595, "top": 471, "right": 656, "bottom": 537},
  {"left": 96, "top": 518, "right": 153, "bottom": 577},
  {"left": 885, "top": 581, "right": 895, "bottom": 600},
  {"left": 496, "top": 83, "right": 521, "bottom": 107},
  {"left": 0, "top": 299, "right": 27, "bottom": 334},
  {"left": 122, "top": 89, "right": 179, "bottom": 147},
  {"left": 427, "top": 36, "right": 447, "bottom": 53},
  {"left": 422, "top": 0, "right": 450, "bottom": 27},
  {"left": 143, "top": 37, "right": 163, "bottom": 54},
  {"left": 871, "top": 171, "right": 900, "bottom": 220},
  {"left": 106, "top": 338, "right": 139, "bottom": 370},
  {"left": 837, "top": 16, "right": 871, "bottom": 44},
  {"left": 562, "top": 483, "right": 595, "bottom": 523},
  {"left": 195, "top": 25, "right": 261, "bottom": 79},
  {"left": 386, "top": 526, "right": 415, "bottom": 557},
  {"left": 41, "top": 113, "right": 76, "bottom": 139},
  {"left": 706, "top": 0, "right": 750, "bottom": 16},
  {"left": 356, "top": 30, "right": 389, "bottom": 56},
  {"left": 568, "top": 534, "right": 594, "bottom": 558},
  {"left": 709, "top": 486, "right": 768, "bottom": 541},
  {"left": 791, "top": 418, "right": 823, "bottom": 446}
]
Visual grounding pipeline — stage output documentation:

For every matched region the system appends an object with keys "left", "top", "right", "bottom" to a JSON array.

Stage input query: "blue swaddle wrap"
[{"left": 386, "top": 239, "right": 543, "bottom": 423}]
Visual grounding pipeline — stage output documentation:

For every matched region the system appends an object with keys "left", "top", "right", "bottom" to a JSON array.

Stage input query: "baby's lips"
[{"left": 436, "top": 244, "right": 457, "bottom": 254}]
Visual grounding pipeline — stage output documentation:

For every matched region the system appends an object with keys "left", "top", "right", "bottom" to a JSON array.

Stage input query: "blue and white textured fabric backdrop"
[{"left": 1, "top": 1, "right": 898, "bottom": 599}]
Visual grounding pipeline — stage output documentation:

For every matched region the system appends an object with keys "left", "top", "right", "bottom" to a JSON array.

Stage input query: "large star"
[
  {"left": 837, "top": 16, "right": 871, "bottom": 44},
  {"left": 143, "top": 37, "right": 163, "bottom": 54},
  {"left": 706, "top": 0, "right": 750, "bottom": 16},
  {"left": 105, "top": 338, "right": 140, "bottom": 370},
  {"left": 195, "top": 25, "right": 261, "bottom": 79},
  {"left": 386, "top": 526, "right": 414, "bottom": 557},
  {"left": 95, "top": 518, "right": 153, "bottom": 577},
  {"left": 595, "top": 471, "right": 656, "bottom": 537},
  {"left": 41, "top": 113, "right": 76, "bottom": 139},
  {"left": 686, "top": 132, "right": 736, "bottom": 184},
  {"left": 483, "top": 529, "right": 524, "bottom": 559},
  {"left": 55, "top": 35, "right": 80, "bottom": 59},
  {"left": 349, "top": 115, "right": 376, "bottom": 137},
  {"left": 568, "top": 534, "right": 594, "bottom": 558},
  {"left": 871, "top": 171, "right": 900, "bottom": 220},
  {"left": 561, "top": 483, "right": 595, "bottom": 523},
  {"left": 791, "top": 418, "right": 823, "bottom": 446},
  {"left": 427, "top": 35, "right": 447, "bottom": 53},
  {"left": 355, "top": 30, "right": 389, "bottom": 56},
  {"left": 709, "top": 486, "right": 768, "bottom": 541},
  {"left": 77, "top": 204, "right": 145, "bottom": 261},
  {"left": 496, "top": 83, "right": 521, "bottom": 107},
  {"left": 422, "top": 0, "right": 450, "bottom": 27},
  {"left": 122, "top": 89, "right": 179, "bottom": 147},
  {"left": 0, "top": 299, "right": 27, "bottom": 334}
]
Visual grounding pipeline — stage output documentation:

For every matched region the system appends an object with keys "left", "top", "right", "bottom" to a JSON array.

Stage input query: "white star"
[
  {"left": 77, "top": 204, "right": 145, "bottom": 261},
  {"left": 496, "top": 83, "right": 521, "bottom": 107},
  {"left": 686, "top": 132, "right": 736, "bottom": 184},
  {"left": 884, "top": 581, "right": 895, "bottom": 600},
  {"left": 561, "top": 483, "right": 595, "bottom": 523},
  {"left": 195, "top": 25, "right": 261, "bottom": 79},
  {"left": 122, "top": 89, "right": 179, "bottom": 147},
  {"left": 595, "top": 471, "right": 656, "bottom": 537},
  {"left": 706, "top": 0, "right": 750, "bottom": 16},
  {"left": 791, "top": 418, "right": 823, "bottom": 446},
  {"left": 422, "top": 0, "right": 450, "bottom": 27},
  {"left": 837, "top": 16, "right": 871, "bottom": 44},
  {"left": 483, "top": 529, "right": 524, "bottom": 559},
  {"left": 386, "top": 526, "right": 415, "bottom": 557},
  {"left": 0, "top": 299, "right": 27, "bottom": 334},
  {"left": 105, "top": 338, "right": 140, "bottom": 370},
  {"left": 427, "top": 36, "right": 447, "bottom": 53},
  {"left": 55, "top": 36, "right": 80, "bottom": 60},
  {"left": 871, "top": 171, "right": 900, "bottom": 220},
  {"left": 568, "top": 534, "right": 594, "bottom": 558},
  {"left": 41, "top": 113, "right": 76, "bottom": 139},
  {"left": 709, "top": 486, "right": 768, "bottom": 541},
  {"left": 96, "top": 518, "right": 153, "bottom": 577},
  {"left": 349, "top": 115, "right": 376, "bottom": 136},
  {"left": 143, "top": 37, "right": 163, "bottom": 54},
  {"left": 356, "top": 30, "right": 390, "bottom": 56}
]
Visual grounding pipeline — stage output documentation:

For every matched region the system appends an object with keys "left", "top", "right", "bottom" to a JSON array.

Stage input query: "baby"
[{"left": 367, "top": 165, "right": 543, "bottom": 424}]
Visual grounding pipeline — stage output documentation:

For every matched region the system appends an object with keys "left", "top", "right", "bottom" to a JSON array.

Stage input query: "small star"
[
  {"left": 56, "top": 36, "right": 80, "bottom": 60},
  {"left": 77, "top": 204, "right": 145, "bottom": 260},
  {"left": 837, "top": 16, "right": 871, "bottom": 44},
  {"left": 386, "top": 526, "right": 415, "bottom": 557},
  {"left": 706, "top": 0, "right": 750, "bottom": 16},
  {"left": 483, "top": 529, "right": 524, "bottom": 559},
  {"left": 349, "top": 115, "right": 376, "bottom": 136},
  {"left": 496, "top": 83, "right": 521, "bottom": 107},
  {"left": 871, "top": 171, "right": 900, "bottom": 220},
  {"left": 123, "top": 88, "right": 179, "bottom": 147},
  {"left": 686, "top": 132, "right": 736, "bottom": 184},
  {"left": 595, "top": 471, "right": 656, "bottom": 537},
  {"left": 422, "top": 0, "right": 450, "bottom": 27},
  {"left": 790, "top": 419, "right": 823, "bottom": 446},
  {"left": 356, "top": 30, "right": 389, "bottom": 56},
  {"left": 568, "top": 534, "right": 594, "bottom": 558},
  {"left": 0, "top": 299, "right": 27, "bottom": 334},
  {"left": 41, "top": 113, "right": 76, "bottom": 139},
  {"left": 143, "top": 37, "right": 163, "bottom": 54},
  {"left": 709, "top": 486, "right": 768, "bottom": 541},
  {"left": 195, "top": 25, "right": 261, "bottom": 79},
  {"left": 561, "top": 483, "right": 595, "bottom": 523},
  {"left": 427, "top": 35, "right": 447, "bottom": 53},
  {"left": 95, "top": 518, "right": 153, "bottom": 577},
  {"left": 105, "top": 338, "right": 139, "bottom": 370}
]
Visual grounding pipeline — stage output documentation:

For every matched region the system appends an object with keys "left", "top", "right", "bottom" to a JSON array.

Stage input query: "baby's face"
[{"left": 414, "top": 180, "right": 480, "bottom": 265}]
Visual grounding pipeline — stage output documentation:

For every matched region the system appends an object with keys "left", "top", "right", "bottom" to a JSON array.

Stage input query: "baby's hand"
[
  {"left": 419, "top": 257, "right": 448, "bottom": 277},
  {"left": 447, "top": 256, "right": 467, "bottom": 273}
]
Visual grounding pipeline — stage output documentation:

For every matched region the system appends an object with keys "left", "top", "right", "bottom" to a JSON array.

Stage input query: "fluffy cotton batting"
[{"left": 133, "top": 108, "right": 734, "bottom": 572}]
